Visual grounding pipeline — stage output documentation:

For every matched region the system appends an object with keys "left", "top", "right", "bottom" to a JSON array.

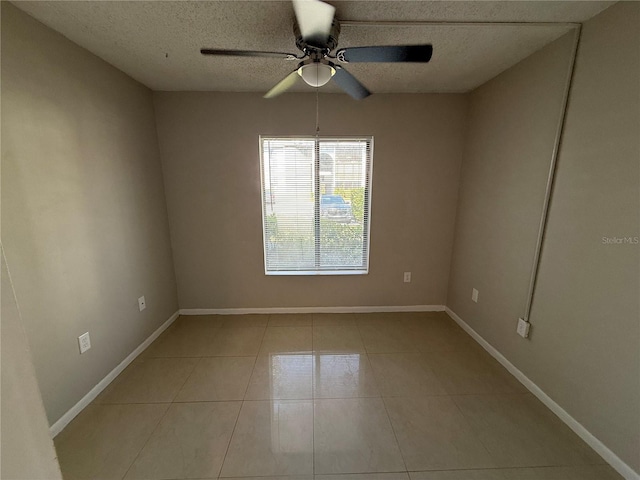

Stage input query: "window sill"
[{"left": 265, "top": 270, "right": 368, "bottom": 276}]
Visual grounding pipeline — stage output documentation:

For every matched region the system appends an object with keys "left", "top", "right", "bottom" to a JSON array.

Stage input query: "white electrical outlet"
[
  {"left": 138, "top": 295, "right": 146, "bottom": 311},
  {"left": 403, "top": 272, "right": 411, "bottom": 283},
  {"left": 78, "top": 332, "right": 91, "bottom": 354},
  {"left": 517, "top": 318, "right": 531, "bottom": 338},
  {"left": 472, "top": 288, "right": 479, "bottom": 303}
]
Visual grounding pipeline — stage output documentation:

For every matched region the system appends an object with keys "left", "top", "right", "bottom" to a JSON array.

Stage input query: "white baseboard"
[
  {"left": 49, "top": 310, "right": 180, "bottom": 438},
  {"left": 179, "top": 305, "right": 445, "bottom": 315},
  {"left": 445, "top": 307, "right": 639, "bottom": 480}
]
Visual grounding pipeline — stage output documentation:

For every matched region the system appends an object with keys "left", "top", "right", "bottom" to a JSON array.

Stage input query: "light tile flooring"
[{"left": 54, "top": 312, "right": 622, "bottom": 480}]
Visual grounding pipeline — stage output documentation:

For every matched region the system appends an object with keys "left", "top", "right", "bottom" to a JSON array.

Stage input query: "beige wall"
[
  {"left": 1, "top": 3, "right": 178, "bottom": 425},
  {"left": 525, "top": 2, "right": 640, "bottom": 471},
  {"left": 448, "top": 2, "right": 639, "bottom": 473},
  {"left": 154, "top": 92, "right": 467, "bottom": 309},
  {"left": 1, "top": 251, "right": 62, "bottom": 479},
  {"left": 447, "top": 33, "right": 575, "bottom": 348}
]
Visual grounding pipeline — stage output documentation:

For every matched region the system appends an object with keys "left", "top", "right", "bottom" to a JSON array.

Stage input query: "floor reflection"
[
  {"left": 267, "top": 353, "right": 365, "bottom": 399},
  {"left": 267, "top": 353, "right": 313, "bottom": 400},
  {"left": 315, "top": 353, "right": 362, "bottom": 393},
  {"left": 265, "top": 351, "right": 376, "bottom": 405},
  {"left": 269, "top": 400, "right": 313, "bottom": 454},
  {"left": 268, "top": 353, "right": 366, "bottom": 454},
  {"left": 267, "top": 354, "right": 313, "bottom": 453}
]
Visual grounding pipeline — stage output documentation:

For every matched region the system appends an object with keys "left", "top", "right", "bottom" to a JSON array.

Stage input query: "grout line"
[
  {"left": 213, "top": 400, "right": 242, "bottom": 479},
  {"left": 366, "top": 314, "right": 410, "bottom": 475},
  {"left": 314, "top": 469, "right": 409, "bottom": 477},
  {"left": 217, "top": 318, "right": 269, "bottom": 477},
  {"left": 405, "top": 466, "right": 597, "bottom": 472},
  {"left": 112, "top": 398, "right": 248, "bottom": 404},
  {"left": 89, "top": 391, "right": 492, "bottom": 406},
  {"left": 152, "top": 353, "right": 274, "bottom": 358},
  {"left": 144, "top": 355, "right": 204, "bottom": 359},
  {"left": 242, "top": 354, "right": 263, "bottom": 403},
  {"left": 329, "top": 320, "right": 413, "bottom": 474},
  {"left": 446, "top": 393, "right": 499, "bottom": 467},
  {"left": 121, "top": 348, "right": 203, "bottom": 479},
  {"left": 119, "top": 402, "right": 173, "bottom": 480},
  {"left": 311, "top": 313, "right": 316, "bottom": 476},
  {"left": 181, "top": 305, "right": 446, "bottom": 316},
  {"left": 380, "top": 397, "right": 409, "bottom": 472},
  {"left": 170, "top": 357, "right": 202, "bottom": 403}
]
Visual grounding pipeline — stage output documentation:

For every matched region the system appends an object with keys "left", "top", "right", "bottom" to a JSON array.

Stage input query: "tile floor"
[{"left": 54, "top": 312, "right": 622, "bottom": 480}]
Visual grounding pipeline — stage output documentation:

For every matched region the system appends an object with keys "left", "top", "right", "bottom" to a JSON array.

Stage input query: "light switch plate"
[
  {"left": 138, "top": 295, "right": 146, "bottom": 311},
  {"left": 472, "top": 288, "right": 479, "bottom": 303}
]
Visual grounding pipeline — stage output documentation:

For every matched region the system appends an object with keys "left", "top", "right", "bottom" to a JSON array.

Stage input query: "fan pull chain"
[{"left": 315, "top": 87, "right": 320, "bottom": 137}]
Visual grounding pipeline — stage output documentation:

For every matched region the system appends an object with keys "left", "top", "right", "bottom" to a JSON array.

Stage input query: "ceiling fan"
[{"left": 200, "top": 0, "right": 433, "bottom": 100}]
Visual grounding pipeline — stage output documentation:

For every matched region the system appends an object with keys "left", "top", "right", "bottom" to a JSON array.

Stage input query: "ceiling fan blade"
[
  {"left": 201, "top": 48, "right": 299, "bottom": 60},
  {"left": 332, "top": 67, "right": 371, "bottom": 100},
  {"left": 292, "top": 0, "right": 335, "bottom": 47},
  {"left": 264, "top": 69, "right": 300, "bottom": 99},
  {"left": 337, "top": 45, "right": 433, "bottom": 63}
]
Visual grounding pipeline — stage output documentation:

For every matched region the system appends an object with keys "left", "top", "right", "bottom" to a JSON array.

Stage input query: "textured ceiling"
[{"left": 12, "top": 1, "right": 613, "bottom": 93}]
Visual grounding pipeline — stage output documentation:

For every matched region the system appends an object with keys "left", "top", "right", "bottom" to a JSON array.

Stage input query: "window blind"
[{"left": 260, "top": 136, "right": 373, "bottom": 275}]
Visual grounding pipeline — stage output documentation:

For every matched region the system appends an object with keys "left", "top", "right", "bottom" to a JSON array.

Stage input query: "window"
[{"left": 260, "top": 136, "right": 373, "bottom": 275}]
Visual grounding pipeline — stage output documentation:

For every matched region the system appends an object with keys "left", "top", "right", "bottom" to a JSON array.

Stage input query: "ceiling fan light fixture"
[{"left": 298, "top": 63, "right": 335, "bottom": 87}]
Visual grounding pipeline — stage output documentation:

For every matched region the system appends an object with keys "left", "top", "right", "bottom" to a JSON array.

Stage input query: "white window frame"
[{"left": 259, "top": 135, "right": 374, "bottom": 276}]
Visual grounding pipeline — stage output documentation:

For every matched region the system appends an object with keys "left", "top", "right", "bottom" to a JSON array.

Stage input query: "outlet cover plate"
[
  {"left": 517, "top": 318, "right": 531, "bottom": 338},
  {"left": 138, "top": 296, "right": 146, "bottom": 311},
  {"left": 403, "top": 272, "right": 411, "bottom": 283},
  {"left": 472, "top": 288, "right": 479, "bottom": 303},
  {"left": 78, "top": 332, "right": 91, "bottom": 354}
]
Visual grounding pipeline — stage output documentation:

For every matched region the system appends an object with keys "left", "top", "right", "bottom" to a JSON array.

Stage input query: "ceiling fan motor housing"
[{"left": 294, "top": 18, "right": 341, "bottom": 54}]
